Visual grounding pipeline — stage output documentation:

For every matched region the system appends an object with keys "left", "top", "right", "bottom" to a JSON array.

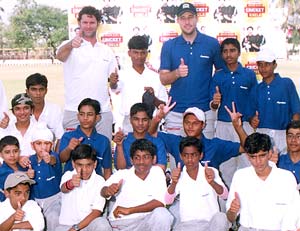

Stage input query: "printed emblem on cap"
[{"left": 183, "top": 3, "right": 190, "bottom": 8}]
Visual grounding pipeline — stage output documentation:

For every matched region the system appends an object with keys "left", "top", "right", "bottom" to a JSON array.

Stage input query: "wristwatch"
[{"left": 72, "top": 224, "right": 80, "bottom": 231}]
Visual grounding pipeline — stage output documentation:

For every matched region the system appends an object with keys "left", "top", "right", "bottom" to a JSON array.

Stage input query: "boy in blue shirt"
[
  {"left": 113, "top": 103, "right": 167, "bottom": 171},
  {"left": 29, "top": 125, "right": 62, "bottom": 231},
  {"left": 278, "top": 120, "right": 300, "bottom": 185},
  {"left": 0, "top": 136, "right": 29, "bottom": 202},
  {"left": 59, "top": 98, "right": 112, "bottom": 179},
  {"left": 250, "top": 48, "right": 300, "bottom": 153}
]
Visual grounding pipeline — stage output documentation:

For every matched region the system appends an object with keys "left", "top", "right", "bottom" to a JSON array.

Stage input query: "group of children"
[{"left": 0, "top": 26, "right": 300, "bottom": 231}]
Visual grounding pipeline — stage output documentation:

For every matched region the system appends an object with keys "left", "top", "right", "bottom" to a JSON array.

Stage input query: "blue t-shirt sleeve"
[
  {"left": 101, "top": 138, "right": 112, "bottom": 170},
  {"left": 153, "top": 138, "right": 167, "bottom": 166},
  {"left": 158, "top": 132, "right": 181, "bottom": 164},
  {"left": 58, "top": 132, "right": 70, "bottom": 153},
  {"left": 286, "top": 78, "right": 300, "bottom": 115},
  {"left": 160, "top": 40, "right": 172, "bottom": 71}
]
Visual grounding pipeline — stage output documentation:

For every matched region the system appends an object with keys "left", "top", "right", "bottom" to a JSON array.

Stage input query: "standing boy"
[
  {"left": 113, "top": 103, "right": 167, "bottom": 170},
  {"left": 109, "top": 35, "right": 167, "bottom": 133},
  {"left": 250, "top": 48, "right": 300, "bottom": 153},
  {"left": 166, "top": 137, "right": 229, "bottom": 231},
  {"left": 101, "top": 139, "right": 173, "bottom": 231},
  {"left": 0, "top": 171, "right": 44, "bottom": 231},
  {"left": 210, "top": 38, "right": 257, "bottom": 187},
  {"left": 25, "top": 73, "right": 64, "bottom": 151},
  {"left": 56, "top": 144, "right": 111, "bottom": 231},
  {"left": 59, "top": 98, "right": 112, "bottom": 179},
  {"left": 29, "top": 125, "right": 62, "bottom": 231},
  {"left": 227, "top": 133, "right": 300, "bottom": 230}
]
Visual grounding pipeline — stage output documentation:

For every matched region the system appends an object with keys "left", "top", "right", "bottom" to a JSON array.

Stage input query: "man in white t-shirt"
[
  {"left": 101, "top": 139, "right": 173, "bottom": 231},
  {"left": 56, "top": 6, "right": 118, "bottom": 141},
  {"left": 109, "top": 35, "right": 168, "bottom": 134},
  {"left": 226, "top": 133, "right": 300, "bottom": 231}
]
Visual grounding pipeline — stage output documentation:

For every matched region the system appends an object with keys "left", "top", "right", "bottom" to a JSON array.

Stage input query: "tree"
[{"left": 7, "top": 0, "right": 68, "bottom": 59}]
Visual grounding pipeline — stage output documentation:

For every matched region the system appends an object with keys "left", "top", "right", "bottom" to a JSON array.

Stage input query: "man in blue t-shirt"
[{"left": 159, "top": 2, "right": 224, "bottom": 138}]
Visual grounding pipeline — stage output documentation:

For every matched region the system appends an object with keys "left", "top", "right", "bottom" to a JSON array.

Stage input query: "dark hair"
[
  {"left": 244, "top": 133, "right": 271, "bottom": 154},
  {"left": 128, "top": 35, "right": 149, "bottom": 50},
  {"left": 179, "top": 136, "right": 202, "bottom": 154},
  {"left": 6, "top": 183, "right": 30, "bottom": 192},
  {"left": 247, "top": 26, "right": 254, "bottom": 30},
  {"left": 25, "top": 73, "right": 48, "bottom": 89},
  {"left": 0, "top": 136, "right": 20, "bottom": 152},
  {"left": 130, "top": 103, "right": 152, "bottom": 119},
  {"left": 286, "top": 120, "right": 300, "bottom": 134},
  {"left": 78, "top": 6, "right": 101, "bottom": 23},
  {"left": 78, "top": 98, "right": 101, "bottom": 115},
  {"left": 130, "top": 139, "right": 157, "bottom": 159},
  {"left": 71, "top": 144, "right": 97, "bottom": 161},
  {"left": 221, "top": 38, "right": 241, "bottom": 53}
]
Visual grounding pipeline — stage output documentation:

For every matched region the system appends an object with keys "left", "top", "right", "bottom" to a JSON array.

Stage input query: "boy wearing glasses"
[
  {"left": 278, "top": 120, "right": 300, "bottom": 184},
  {"left": 101, "top": 139, "right": 173, "bottom": 231},
  {"left": 226, "top": 133, "right": 300, "bottom": 231}
]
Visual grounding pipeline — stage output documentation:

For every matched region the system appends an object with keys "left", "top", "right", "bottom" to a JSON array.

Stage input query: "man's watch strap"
[{"left": 72, "top": 224, "right": 80, "bottom": 231}]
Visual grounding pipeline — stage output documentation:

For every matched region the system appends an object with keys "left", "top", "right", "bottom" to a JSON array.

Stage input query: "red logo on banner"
[
  {"left": 216, "top": 32, "right": 238, "bottom": 44},
  {"left": 245, "top": 62, "right": 259, "bottom": 75},
  {"left": 70, "top": 6, "right": 83, "bottom": 19},
  {"left": 194, "top": 3, "right": 209, "bottom": 17},
  {"left": 100, "top": 33, "right": 123, "bottom": 47},
  {"left": 159, "top": 31, "right": 179, "bottom": 43},
  {"left": 244, "top": 4, "right": 266, "bottom": 17},
  {"left": 130, "top": 5, "right": 152, "bottom": 17}
]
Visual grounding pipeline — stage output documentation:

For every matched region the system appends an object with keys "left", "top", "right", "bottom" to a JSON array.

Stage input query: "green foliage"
[{"left": 6, "top": 0, "right": 68, "bottom": 56}]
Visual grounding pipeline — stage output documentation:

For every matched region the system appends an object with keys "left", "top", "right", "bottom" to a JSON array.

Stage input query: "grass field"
[{"left": 0, "top": 59, "right": 300, "bottom": 110}]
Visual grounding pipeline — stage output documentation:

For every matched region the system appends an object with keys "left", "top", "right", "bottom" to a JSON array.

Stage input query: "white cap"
[
  {"left": 184, "top": 107, "right": 206, "bottom": 122},
  {"left": 256, "top": 48, "right": 276, "bottom": 62},
  {"left": 31, "top": 123, "right": 53, "bottom": 142}
]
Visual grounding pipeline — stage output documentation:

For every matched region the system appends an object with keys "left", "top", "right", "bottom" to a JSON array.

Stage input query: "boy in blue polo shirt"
[
  {"left": 0, "top": 136, "right": 28, "bottom": 202},
  {"left": 29, "top": 124, "right": 62, "bottom": 231},
  {"left": 210, "top": 38, "right": 257, "bottom": 187},
  {"left": 278, "top": 120, "right": 300, "bottom": 185},
  {"left": 113, "top": 103, "right": 167, "bottom": 171},
  {"left": 250, "top": 48, "right": 300, "bottom": 153},
  {"left": 59, "top": 98, "right": 112, "bottom": 179}
]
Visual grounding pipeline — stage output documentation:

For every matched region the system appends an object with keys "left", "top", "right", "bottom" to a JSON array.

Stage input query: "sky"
[{"left": 1, "top": 0, "right": 69, "bottom": 23}]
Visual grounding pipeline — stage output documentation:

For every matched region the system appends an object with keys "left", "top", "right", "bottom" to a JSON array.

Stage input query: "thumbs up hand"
[
  {"left": 110, "top": 67, "right": 119, "bottom": 88},
  {"left": 27, "top": 164, "right": 35, "bottom": 179},
  {"left": 72, "top": 170, "right": 82, "bottom": 187},
  {"left": 204, "top": 161, "right": 215, "bottom": 184},
  {"left": 113, "top": 127, "right": 125, "bottom": 146},
  {"left": 68, "top": 137, "right": 83, "bottom": 151},
  {"left": 177, "top": 58, "right": 188, "bottom": 78},
  {"left": 229, "top": 192, "right": 241, "bottom": 213},
  {"left": 212, "top": 86, "right": 221, "bottom": 106},
  {"left": 14, "top": 201, "right": 25, "bottom": 221},
  {"left": 72, "top": 28, "right": 83, "bottom": 48},
  {"left": 0, "top": 112, "right": 9, "bottom": 128},
  {"left": 171, "top": 162, "right": 182, "bottom": 184},
  {"left": 106, "top": 179, "right": 124, "bottom": 196}
]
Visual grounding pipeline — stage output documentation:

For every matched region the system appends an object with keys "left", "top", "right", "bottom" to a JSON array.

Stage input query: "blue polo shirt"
[
  {"left": 250, "top": 74, "right": 300, "bottom": 130},
  {"left": 160, "top": 30, "right": 224, "bottom": 112},
  {"left": 114, "top": 132, "right": 167, "bottom": 169},
  {"left": 157, "top": 132, "right": 240, "bottom": 169},
  {"left": 0, "top": 162, "right": 27, "bottom": 202},
  {"left": 29, "top": 151, "right": 62, "bottom": 199},
  {"left": 211, "top": 63, "right": 257, "bottom": 122},
  {"left": 278, "top": 153, "right": 300, "bottom": 184},
  {"left": 59, "top": 126, "right": 111, "bottom": 176}
]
